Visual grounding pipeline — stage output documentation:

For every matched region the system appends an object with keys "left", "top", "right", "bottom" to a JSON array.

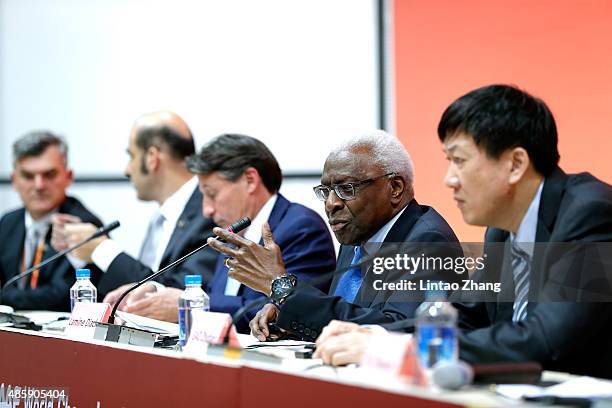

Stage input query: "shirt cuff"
[{"left": 91, "top": 239, "right": 123, "bottom": 272}]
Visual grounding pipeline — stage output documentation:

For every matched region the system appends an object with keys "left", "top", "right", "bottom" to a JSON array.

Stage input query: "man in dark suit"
[
  {"left": 314, "top": 85, "right": 612, "bottom": 378},
  {"left": 209, "top": 130, "right": 462, "bottom": 342},
  {"left": 0, "top": 131, "right": 102, "bottom": 311},
  {"left": 118, "top": 133, "right": 336, "bottom": 332},
  {"left": 53, "top": 112, "right": 217, "bottom": 316},
  {"left": 437, "top": 85, "right": 612, "bottom": 378}
]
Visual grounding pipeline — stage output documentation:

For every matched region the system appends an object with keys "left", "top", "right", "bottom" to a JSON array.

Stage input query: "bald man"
[{"left": 53, "top": 112, "right": 218, "bottom": 309}]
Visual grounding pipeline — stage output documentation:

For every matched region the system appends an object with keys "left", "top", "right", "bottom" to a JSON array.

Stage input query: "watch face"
[
  {"left": 272, "top": 275, "right": 295, "bottom": 300},
  {"left": 273, "top": 277, "right": 293, "bottom": 294}
]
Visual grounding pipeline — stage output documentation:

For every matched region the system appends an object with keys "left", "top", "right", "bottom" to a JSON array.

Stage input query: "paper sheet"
[
  {"left": 496, "top": 376, "right": 612, "bottom": 400},
  {"left": 115, "top": 311, "right": 179, "bottom": 336}
]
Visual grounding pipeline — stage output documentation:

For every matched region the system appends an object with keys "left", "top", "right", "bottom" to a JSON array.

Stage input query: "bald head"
[{"left": 132, "top": 111, "right": 195, "bottom": 161}]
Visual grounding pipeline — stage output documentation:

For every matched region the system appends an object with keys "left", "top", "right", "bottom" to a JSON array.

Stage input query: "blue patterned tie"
[
  {"left": 511, "top": 243, "right": 531, "bottom": 322},
  {"left": 334, "top": 246, "right": 363, "bottom": 303}
]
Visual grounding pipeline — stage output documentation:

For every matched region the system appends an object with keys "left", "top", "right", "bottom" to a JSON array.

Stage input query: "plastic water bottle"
[
  {"left": 415, "top": 288, "right": 458, "bottom": 370},
  {"left": 69, "top": 268, "right": 97, "bottom": 311},
  {"left": 178, "top": 274, "right": 210, "bottom": 347}
]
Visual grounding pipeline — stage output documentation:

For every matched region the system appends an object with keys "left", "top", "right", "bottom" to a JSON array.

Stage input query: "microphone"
[
  {"left": 431, "top": 360, "right": 474, "bottom": 390},
  {"left": 432, "top": 361, "right": 542, "bottom": 388},
  {"left": 107, "top": 217, "right": 251, "bottom": 325},
  {"left": 0, "top": 221, "right": 121, "bottom": 306}
]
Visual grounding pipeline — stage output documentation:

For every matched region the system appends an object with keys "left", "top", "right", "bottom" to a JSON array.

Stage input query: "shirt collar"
[
  {"left": 158, "top": 177, "right": 198, "bottom": 225},
  {"left": 243, "top": 194, "right": 278, "bottom": 243},
  {"left": 24, "top": 210, "right": 55, "bottom": 232},
  {"left": 510, "top": 180, "right": 544, "bottom": 257}
]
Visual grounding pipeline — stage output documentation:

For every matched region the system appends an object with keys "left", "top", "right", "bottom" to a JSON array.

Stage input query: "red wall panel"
[{"left": 393, "top": 0, "right": 612, "bottom": 241}]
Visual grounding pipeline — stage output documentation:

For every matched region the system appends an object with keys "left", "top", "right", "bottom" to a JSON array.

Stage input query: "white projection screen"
[{"left": 0, "top": 0, "right": 381, "bottom": 254}]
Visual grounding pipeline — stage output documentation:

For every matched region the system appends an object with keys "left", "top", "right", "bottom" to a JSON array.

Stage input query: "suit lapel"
[
  {"left": 383, "top": 199, "right": 423, "bottom": 244},
  {"left": 535, "top": 168, "right": 566, "bottom": 243},
  {"left": 1, "top": 209, "right": 26, "bottom": 281},
  {"left": 530, "top": 168, "right": 567, "bottom": 297},
  {"left": 158, "top": 187, "right": 201, "bottom": 267},
  {"left": 350, "top": 200, "right": 423, "bottom": 306}
]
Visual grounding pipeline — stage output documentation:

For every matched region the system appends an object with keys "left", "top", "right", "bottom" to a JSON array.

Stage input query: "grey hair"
[
  {"left": 13, "top": 131, "right": 68, "bottom": 167},
  {"left": 331, "top": 130, "right": 415, "bottom": 196}
]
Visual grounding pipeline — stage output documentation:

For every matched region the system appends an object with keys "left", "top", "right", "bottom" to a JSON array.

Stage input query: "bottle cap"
[
  {"left": 76, "top": 268, "right": 91, "bottom": 279},
  {"left": 184, "top": 274, "right": 202, "bottom": 286}
]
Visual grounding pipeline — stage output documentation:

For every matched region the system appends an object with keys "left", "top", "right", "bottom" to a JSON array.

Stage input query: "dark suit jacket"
[
  {"left": 276, "top": 199, "right": 463, "bottom": 341},
  {"left": 456, "top": 168, "right": 612, "bottom": 378},
  {"left": 207, "top": 194, "right": 336, "bottom": 333},
  {"left": 97, "top": 187, "right": 218, "bottom": 296},
  {"left": 0, "top": 196, "right": 103, "bottom": 311}
]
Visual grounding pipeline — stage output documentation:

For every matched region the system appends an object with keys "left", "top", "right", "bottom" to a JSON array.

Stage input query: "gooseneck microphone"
[
  {"left": 107, "top": 217, "right": 251, "bottom": 324},
  {"left": 0, "top": 221, "right": 121, "bottom": 306}
]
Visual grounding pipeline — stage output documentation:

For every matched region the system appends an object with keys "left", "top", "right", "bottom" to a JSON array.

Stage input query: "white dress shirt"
[{"left": 510, "top": 181, "right": 544, "bottom": 256}]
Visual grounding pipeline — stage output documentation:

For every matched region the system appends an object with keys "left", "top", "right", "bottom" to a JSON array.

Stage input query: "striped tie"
[{"left": 511, "top": 243, "right": 531, "bottom": 322}]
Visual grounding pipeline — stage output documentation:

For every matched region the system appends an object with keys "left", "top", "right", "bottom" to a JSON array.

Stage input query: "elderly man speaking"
[{"left": 208, "top": 131, "right": 462, "bottom": 342}]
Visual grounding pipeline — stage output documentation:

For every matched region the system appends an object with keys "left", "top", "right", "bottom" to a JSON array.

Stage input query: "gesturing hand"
[{"left": 207, "top": 222, "right": 287, "bottom": 295}]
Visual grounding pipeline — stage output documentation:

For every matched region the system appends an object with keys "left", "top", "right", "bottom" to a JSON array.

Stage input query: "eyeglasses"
[{"left": 313, "top": 172, "right": 397, "bottom": 201}]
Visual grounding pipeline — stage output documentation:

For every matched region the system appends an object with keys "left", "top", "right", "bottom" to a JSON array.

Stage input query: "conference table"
[{"left": 0, "top": 313, "right": 568, "bottom": 408}]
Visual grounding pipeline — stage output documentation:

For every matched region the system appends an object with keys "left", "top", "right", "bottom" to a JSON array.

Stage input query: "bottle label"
[
  {"left": 178, "top": 307, "right": 188, "bottom": 346},
  {"left": 417, "top": 325, "right": 457, "bottom": 368}
]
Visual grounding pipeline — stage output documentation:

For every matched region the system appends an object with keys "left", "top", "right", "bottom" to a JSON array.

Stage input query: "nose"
[
  {"left": 33, "top": 174, "right": 45, "bottom": 190},
  {"left": 324, "top": 189, "right": 344, "bottom": 214},
  {"left": 444, "top": 165, "right": 460, "bottom": 190},
  {"left": 124, "top": 162, "right": 131, "bottom": 178},
  {"left": 203, "top": 200, "right": 214, "bottom": 218}
]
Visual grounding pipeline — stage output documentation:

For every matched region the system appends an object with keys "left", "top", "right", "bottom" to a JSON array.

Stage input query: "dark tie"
[
  {"left": 511, "top": 243, "right": 530, "bottom": 322},
  {"left": 334, "top": 246, "right": 363, "bottom": 303}
]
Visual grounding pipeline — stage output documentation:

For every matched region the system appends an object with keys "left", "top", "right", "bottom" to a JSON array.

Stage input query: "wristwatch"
[{"left": 270, "top": 274, "right": 297, "bottom": 306}]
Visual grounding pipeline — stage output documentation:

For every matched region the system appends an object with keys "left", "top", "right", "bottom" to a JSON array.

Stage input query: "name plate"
[
  {"left": 361, "top": 332, "right": 425, "bottom": 384},
  {"left": 183, "top": 310, "right": 240, "bottom": 357},
  {"left": 64, "top": 302, "right": 111, "bottom": 340}
]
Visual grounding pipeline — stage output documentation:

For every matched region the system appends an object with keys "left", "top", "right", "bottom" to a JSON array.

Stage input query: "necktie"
[
  {"left": 139, "top": 211, "right": 165, "bottom": 270},
  {"left": 21, "top": 224, "right": 47, "bottom": 289},
  {"left": 334, "top": 246, "right": 363, "bottom": 303},
  {"left": 511, "top": 243, "right": 531, "bottom": 322}
]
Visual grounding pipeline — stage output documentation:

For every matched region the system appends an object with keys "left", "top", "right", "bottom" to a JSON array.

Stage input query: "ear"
[
  {"left": 508, "top": 147, "right": 530, "bottom": 185},
  {"left": 243, "top": 167, "right": 261, "bottom": 194},
  {"left": 389, "top": 174, "right": 406, "bottom": 205},
  {"left": 65, "top": 168, "right": 74, "bottom": 187},
  {"left": 146, "top": 146, "right": 161, "bottom": 172}
]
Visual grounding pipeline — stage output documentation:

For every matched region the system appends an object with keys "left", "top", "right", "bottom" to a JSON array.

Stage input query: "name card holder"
[
  {"left": 183, "top": 310, "right": 240, "bottom": 358},
  {"left": 64, "top": 302, "right": 111, "bottom": 340}
]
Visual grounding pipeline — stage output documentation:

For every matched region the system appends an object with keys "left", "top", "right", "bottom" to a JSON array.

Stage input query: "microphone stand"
[
  {"left": 0, "top": 221, "right": 120, "bottom": 310},
  {"left": 99, "top": 218, "right": 251, "bottom": 344}
]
